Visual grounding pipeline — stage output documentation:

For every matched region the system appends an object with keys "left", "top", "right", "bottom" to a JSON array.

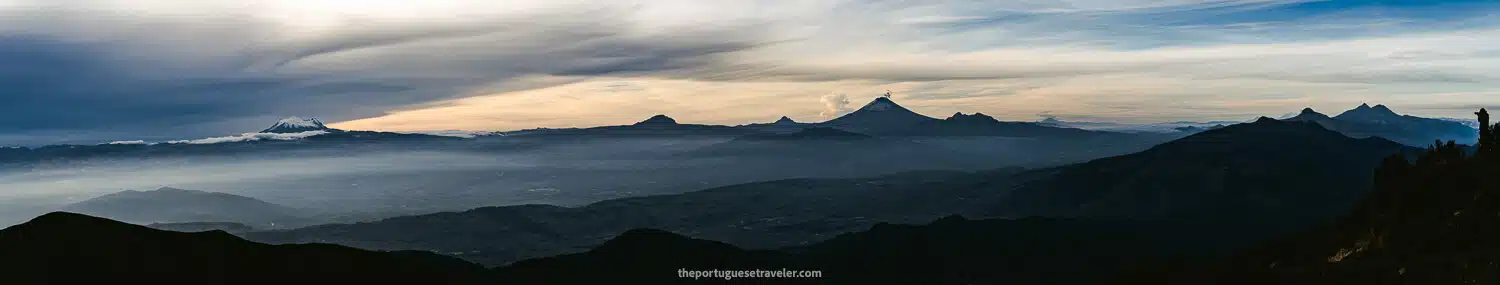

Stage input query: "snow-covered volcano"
[{"left": 262, "top": 117, "right": 332, "bottom": 133}]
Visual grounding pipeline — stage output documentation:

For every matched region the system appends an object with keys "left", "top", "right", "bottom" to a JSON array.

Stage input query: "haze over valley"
[{"left": 0, "top": 96, "right": 1196, "bottom": 227}]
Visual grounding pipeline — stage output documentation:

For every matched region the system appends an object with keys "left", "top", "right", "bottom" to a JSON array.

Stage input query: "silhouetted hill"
[
  {"left": 998, "top": 117, "right": 1417, "bottom": 225},
  {"left": 0, "top": 212, "right": 485, "bottom": 283},
  {"left": 245, "top": 169, "right": 1026, "bottom": 266},
  {"left": 636, "top": 114, "right": 679, "bottom": 125},
  {"left": 62, "top": 187, "right": 313, "bottom": 229}
]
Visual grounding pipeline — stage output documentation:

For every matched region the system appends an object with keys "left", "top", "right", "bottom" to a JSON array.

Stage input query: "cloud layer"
[{"left": 2, "top": 0, "right": 1499, "bottom": 145}]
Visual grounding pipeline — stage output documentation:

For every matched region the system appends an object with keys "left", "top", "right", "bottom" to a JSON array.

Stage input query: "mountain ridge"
[{"left": 1284, "top": 104, "right": 1477, "bottom": 146}]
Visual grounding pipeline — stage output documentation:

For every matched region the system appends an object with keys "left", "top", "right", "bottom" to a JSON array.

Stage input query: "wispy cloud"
[{"left": 1, "top": 0, "right": 1499, "bottom": 144}]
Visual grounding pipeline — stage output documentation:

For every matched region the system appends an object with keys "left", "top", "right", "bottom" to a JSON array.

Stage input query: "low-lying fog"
[{"left": 0, "top": 136, "right": 1163, "bottom": 227}]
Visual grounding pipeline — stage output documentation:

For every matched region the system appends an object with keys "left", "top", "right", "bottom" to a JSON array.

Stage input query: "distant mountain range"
[
  {"left": 1283, "top": 104, "right": 1477, "bottom": 146},
  {"left": 0, "top": 97, "right": 1178, "bottom": 171},
  {"left": 61, "top": 187, "right": 314, "bottom": 229},
  {"left": 0, "top": 99, "right": 1475, "bottom": 152},
  {"left": 500, "top": 97, "right": 1125, "bottom": 141},
  {"left": 11, "top": 98, "right": 1463, "bottom": 171},
  {"left": 1038, "top": 118, "right": 1239, "bottom": 134},
  {"left": 889, "top": 112, "right": 1126, "bottom": 138}
]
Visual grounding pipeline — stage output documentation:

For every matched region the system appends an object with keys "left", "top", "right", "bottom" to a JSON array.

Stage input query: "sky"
[{"left": 1, "top": 0, "right": 1498, "bottom": 146}]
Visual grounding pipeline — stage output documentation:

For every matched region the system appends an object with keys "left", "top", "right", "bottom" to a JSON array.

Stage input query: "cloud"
[
  {"left": 820, "top": 93, "right": 852, "bottom": 118},
  {"left": 3, "top": 0, "right": 1500, "bottom": 144},
  {"left": 165, "top": 131, "right": 329, "bottom": 145},
  {"left": 0, "top": 3, "right": 777, "bottom": 145},
  {"left": 390, "top": 130, "right": 492, "bottom": 138}
]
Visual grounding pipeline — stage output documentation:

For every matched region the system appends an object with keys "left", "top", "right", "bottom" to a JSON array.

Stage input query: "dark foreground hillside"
[
  {"left": 1143, "top": 109, "right": 1500, "bottom": 284},
  {"left": 0, "top": 212, "right": 486, "bottom": 284},
  {"left": 0, "top": 212, "right": 1258, "bottom": 285},
  {"left": 492, "top": 216, "right": 1224, "bottom": 284}
]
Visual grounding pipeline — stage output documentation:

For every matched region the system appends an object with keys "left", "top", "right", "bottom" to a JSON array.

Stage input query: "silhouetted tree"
[{"left": 1479, "top": 108, "right": 1495, "bottom": 161}]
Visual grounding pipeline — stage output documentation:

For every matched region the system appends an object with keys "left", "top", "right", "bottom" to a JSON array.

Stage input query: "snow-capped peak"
[
  {"left": 275, "top": 117, "right": 324, "bottom": 128},
  {"left": 262, "top": 117, "right": 330, "bottom": 133}
]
